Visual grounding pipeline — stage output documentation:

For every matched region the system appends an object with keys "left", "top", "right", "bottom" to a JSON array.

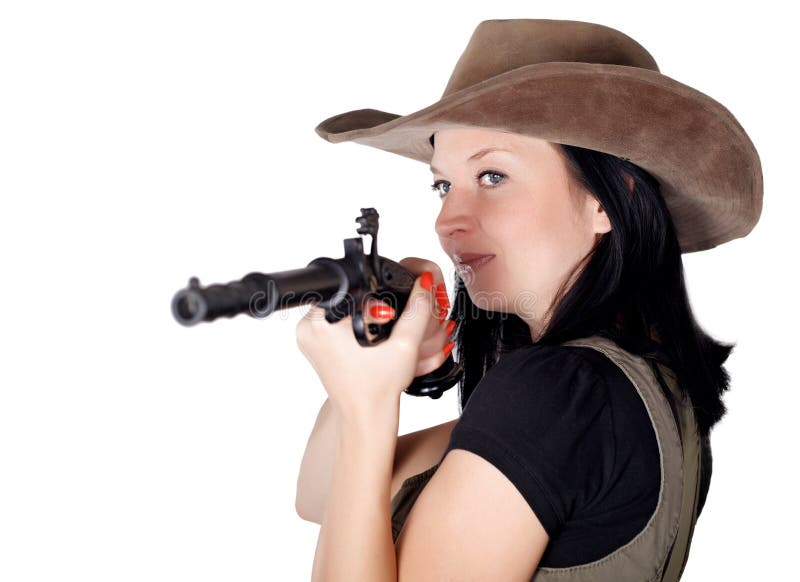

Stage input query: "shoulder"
[
  {"left": 483, "top": 343, "right": 609, "bottom": 388},
  {"left": 452, "top": 342, "right": 619, "bottom": 444},
  {"left": 459, "top": 342, "right": 656, "bottom": 456},
  {"left": 443, "top": 341, "right": 663, "bottom": 524},
  {"left": 457, "top": 343, "right": 613, "bottom": 424},
  {"left": 441, "top": 344, "right": 620, "bottom": 533}
]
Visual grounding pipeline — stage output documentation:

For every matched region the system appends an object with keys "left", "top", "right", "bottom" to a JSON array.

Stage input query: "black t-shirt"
[{"left": 442, "top": 343, "right": 662, "bottom": 568}]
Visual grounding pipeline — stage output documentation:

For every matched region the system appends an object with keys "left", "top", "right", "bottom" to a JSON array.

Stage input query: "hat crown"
[{"left": 442, "top": 19, "right": 660, "bottom": 97}]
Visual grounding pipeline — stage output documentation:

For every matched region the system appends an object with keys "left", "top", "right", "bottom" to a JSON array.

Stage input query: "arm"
[
  {"left": 308, "top": 400, "right": 548, "bottom": 581},
  {"left": 395, "top": 448, "right": 548, "bottom": 580},
  {"left": 295, "top": 397, "right": 338, "bottom": 522},
  {"left": 310, "top": 401, "right": 400, "bottom": 581},
  {"left": 296, "top": 397, "right": 458, "bottom": 523}
]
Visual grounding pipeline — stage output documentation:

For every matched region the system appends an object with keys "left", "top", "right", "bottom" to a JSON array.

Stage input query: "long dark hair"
[{"left": 430, "top": 133, "right": 735, "bottom": 439}]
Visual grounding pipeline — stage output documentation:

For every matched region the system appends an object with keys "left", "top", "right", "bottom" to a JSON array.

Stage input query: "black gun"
[{"left": 171, "top": 208, "right": 463, "bottom": 399}]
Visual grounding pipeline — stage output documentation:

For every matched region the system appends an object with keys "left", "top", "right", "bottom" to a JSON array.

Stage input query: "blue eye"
[
  {"left": 430, "top": 180, "right": 450, "bottom": 198},
  {"left": 430, "top": 170, "right": 506, "bottom": 199}
]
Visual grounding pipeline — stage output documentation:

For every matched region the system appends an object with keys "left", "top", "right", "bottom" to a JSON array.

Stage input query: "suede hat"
[{"left": 314, "top": 18, "right": 763, "bottom": 254}]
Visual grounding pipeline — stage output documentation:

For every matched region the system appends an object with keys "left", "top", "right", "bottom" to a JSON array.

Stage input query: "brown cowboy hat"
[{"left": 314, "top": 18, "right": 763, "bottom": 254}]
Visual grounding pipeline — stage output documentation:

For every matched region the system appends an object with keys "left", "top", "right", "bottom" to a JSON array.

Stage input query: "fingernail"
[
  {"left": 435, "top": 283, "right": 450, "bottom": 310},
  {"left": 369, "top": 305, "right": 395, "bottom": 319},
  {"left": 420, "top": 271, "right": 434, "bottom": 291},
  {"left": 442, "top": 341, "right": 455, "bottom": 357},
  {"left": 445, "top": 320, "right": 456, "bottom": 336}
]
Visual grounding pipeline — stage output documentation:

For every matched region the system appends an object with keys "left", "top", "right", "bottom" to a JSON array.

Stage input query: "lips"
[
  {"left": 455, "top": 252, "right": 495, "bottom": 263},
  {"left": 461, "top": 255, "right": 495, "bottom": 270},
  {"left": 455, "top": 254, "right": 495, "bottom": 276}
]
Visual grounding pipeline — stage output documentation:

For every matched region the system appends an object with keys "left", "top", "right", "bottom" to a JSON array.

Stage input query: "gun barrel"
[{"left": 171, "top": 263, "right": 345, "bottom": 326}]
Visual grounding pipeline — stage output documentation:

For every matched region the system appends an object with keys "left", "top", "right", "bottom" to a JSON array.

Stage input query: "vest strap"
[{"left": 652, "top": 361, "right": 703, "bottom": 582}]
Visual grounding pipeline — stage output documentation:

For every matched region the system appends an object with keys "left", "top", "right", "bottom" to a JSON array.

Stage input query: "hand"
[
  {"left": 368, "top": 258, "right": 456, "bottom": 378},
  {"left": 295, "top": 270, "right": 448, "bottom": 420}
]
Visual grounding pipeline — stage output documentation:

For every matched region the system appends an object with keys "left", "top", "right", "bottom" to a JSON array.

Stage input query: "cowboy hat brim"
[{"left": 315, "top": 61, "right": 762, "bottom": 254}]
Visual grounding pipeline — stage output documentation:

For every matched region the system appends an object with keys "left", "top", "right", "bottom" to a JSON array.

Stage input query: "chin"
[{"left": 464, "top": 287, "right": 508, "bottom": 314}]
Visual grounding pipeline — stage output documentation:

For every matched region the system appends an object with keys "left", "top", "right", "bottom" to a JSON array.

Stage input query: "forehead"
[
  {"left": 429, "top": 128, "right": 557, "bottom": 171},
  {"left": 431, "top": 127, "right": 527, "bottom": 148}
]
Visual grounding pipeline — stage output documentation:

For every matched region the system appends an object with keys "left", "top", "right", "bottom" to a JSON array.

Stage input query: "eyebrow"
[{"left": 429, "top": 146, "right": 514, "bottom": 174}]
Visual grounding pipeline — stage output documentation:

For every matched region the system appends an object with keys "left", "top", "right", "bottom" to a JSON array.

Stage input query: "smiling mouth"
[{"left": 456, "top": 255, "right": 495, "bottom": 281}]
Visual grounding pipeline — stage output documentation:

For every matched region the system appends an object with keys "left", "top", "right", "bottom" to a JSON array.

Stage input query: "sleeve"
[{"left": 442, "top": 346, "right": 614, "bottom": 538}]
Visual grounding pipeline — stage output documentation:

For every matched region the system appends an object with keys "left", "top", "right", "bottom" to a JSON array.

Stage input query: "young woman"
[{"left": 295, "top": 18, "right": 762, "bottom": 581}]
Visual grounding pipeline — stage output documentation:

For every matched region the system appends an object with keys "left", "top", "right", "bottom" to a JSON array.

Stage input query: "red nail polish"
[
  {"left": 435, "top": 283, "right": 450, "bottom": 310},
  {"left": 445, "top": 320, "right": 456, "bottom": 336},
  {"left": 369, "top": 305, "right": 395, "bottom": 319},
  {"left": 442, "top": 341, "right": 455, "bottom": 357},
  {"left": 420, "top": 271, "right": 434, "bottom": 291}
]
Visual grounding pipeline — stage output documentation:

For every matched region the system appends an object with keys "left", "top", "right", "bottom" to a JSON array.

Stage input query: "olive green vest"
[{"left": 390, "top": 335, "right": 703, "bottom": 581}]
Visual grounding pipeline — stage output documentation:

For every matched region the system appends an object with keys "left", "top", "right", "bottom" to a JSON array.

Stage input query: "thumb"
[{"left": 390, "top": 271, "right": 437, "bottom": 349}]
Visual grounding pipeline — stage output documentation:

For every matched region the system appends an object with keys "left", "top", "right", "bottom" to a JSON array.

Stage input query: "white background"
[{"left": 0, "top": 1, "right": 794, "bottom": 580}]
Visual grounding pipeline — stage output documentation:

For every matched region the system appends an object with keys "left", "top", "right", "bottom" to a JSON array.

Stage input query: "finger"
[
  {"left": 415, "top": 351, "right": 449, "bottom": 377},
  {"left": 303, "top": 304, "right": 328, "bottom": 324},
  {"left": 415, "top": 323, "right": 458, "bottom": 374},
  {"left": 418, "top": 319, "right": 453, "bottom": 353},
  {"left": 390, "top": 271, "right": 438, "bottom": 350},
  {"left": 399, "top": 259, "right": 450, "bottom": 321},
  {"left": 363, "top": 296, "right": 397, "bottom": 323},
  {"left": 434, "top": 282, "right": 451, "bottom": 324},
  {"left": 296, "top": 305, "right": 325, "bottom": 351},
  {"left": 399, "top": 257, "right": 445, "bottom": 287}
]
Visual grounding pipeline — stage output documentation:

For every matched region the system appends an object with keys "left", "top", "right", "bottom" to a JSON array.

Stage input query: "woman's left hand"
[{"left": 295, "top": 271, "right": 444, "bottom": 420}]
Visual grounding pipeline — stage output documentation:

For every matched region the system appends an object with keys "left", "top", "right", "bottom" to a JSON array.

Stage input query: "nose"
[{"left": 434, "top": 192, "right": 478, "bottom": 241}]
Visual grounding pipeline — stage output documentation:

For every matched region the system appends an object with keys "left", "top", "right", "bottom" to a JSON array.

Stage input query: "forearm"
[
  {"left": 310, "top": 401, "right": 400, "bottom": 582},
  {"left": 296, "top": 398, "right": 338, "bottom": 520}
]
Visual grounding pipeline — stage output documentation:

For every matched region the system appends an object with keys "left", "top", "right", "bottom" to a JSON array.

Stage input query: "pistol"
[{"left": 171, "top": 208, "right": 462, "bottom": 399}]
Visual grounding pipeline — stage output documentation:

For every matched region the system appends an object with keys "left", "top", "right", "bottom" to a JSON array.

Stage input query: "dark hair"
[{"left": 429, "top": 133, "right": 735, "bottom": 439}]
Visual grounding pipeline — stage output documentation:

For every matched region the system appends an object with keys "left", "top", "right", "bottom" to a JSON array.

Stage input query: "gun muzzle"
[{"left": 171, "top": 262, "right": 346, "bottom": 326}]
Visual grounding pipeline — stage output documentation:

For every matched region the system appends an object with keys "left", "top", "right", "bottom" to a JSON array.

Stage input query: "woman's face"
[{"left": 430, "top": 127, "right": 611, "bottom": 340}]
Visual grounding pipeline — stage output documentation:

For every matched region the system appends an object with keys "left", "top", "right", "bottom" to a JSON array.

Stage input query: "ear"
[{"left": 591, "top": 196, "right": 612, "bottom": 235}]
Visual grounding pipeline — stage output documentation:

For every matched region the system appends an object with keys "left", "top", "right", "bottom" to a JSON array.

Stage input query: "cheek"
[{"left": 506, "top": 196, "right": 581, "bottom": 295}]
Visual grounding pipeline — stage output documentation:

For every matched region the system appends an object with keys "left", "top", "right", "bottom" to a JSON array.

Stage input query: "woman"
[{"left": 295, "top": 18, "right": 762, "bottom": 581}]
